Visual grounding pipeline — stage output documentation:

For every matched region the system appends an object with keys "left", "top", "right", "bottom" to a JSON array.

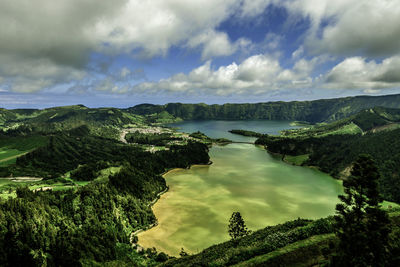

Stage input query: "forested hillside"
[
  {"left": 127, "top": 93, "right": 400, "bottom": 123},
  {"left": 256, "top": 107, "right": 400, "bottom": 202},
  {"left": 0, "top": 107, "right": 210, "bottom": 266}
]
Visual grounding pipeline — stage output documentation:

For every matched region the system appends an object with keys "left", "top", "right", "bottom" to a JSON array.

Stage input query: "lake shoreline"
[
  {"left": 135, "top": 161, "right": 214, "bottom": 254},
  {"left": 136, "top": 121, "right": 343, "bottom": 256}
]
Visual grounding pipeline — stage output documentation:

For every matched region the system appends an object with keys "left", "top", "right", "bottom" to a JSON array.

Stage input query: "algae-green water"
[{"left": 138, "top": 121, "right": 343, "bottom": 256}]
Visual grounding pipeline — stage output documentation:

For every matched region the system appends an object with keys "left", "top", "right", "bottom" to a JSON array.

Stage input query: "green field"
[
  {"left": 0, "top": 177, "right": 92, "bottom": 199},
  {"left": 284, "top": 154, "right": 310, "bottom": 166},
  {"left": 233, "top": 234, "right": 335, "bottom": 267},
  {"left": 0, "top": 165, "right": 123, "bottom": 199},
  {"left": 0, "top": 135, "right": 48, "bottom": 167}
]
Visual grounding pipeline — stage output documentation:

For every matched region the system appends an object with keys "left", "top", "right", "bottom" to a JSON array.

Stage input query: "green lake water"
[{"left": 138, "top": 121, "right": 343, "bottom": 256}]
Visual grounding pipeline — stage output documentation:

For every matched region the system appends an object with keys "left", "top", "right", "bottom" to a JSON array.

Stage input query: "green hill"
[
  {"left": 127, "top": 94, "right": 400, "bottom": 123},
  {"left": 256, "top": 107, "right": 400, "bottom": 203},
  {"left": 0, "top": 105, "right": 146, "bottom": 139},
  {"left": 162, "top": 210, "right": 400, "bottom": 267}
]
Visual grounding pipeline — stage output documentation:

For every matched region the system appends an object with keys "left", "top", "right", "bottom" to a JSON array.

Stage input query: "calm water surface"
[
  {"left": 138, "top": 121, "right": 343, "bottom": 256},
  {"left": 167, "top": 120, "right": 302, "bottom": 142}
]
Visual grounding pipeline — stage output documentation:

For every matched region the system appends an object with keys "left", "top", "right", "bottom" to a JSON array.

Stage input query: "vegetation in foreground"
[
  {"left": 162, "top": 155, "right": 400, "bottom": 267},
  {"left": 332, "top": 155, "right": 391, "bottom": 266}
]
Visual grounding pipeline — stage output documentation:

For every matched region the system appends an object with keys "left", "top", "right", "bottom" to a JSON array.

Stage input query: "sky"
[{"left": 1, "top": 0, "right": 400, "bottom": 109}]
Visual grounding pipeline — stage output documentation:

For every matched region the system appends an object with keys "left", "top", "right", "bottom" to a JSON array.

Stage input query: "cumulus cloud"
[
  {"left": 2, "top": 0, "right": 400, "bottom": 96},
  {"left": 281, "top": 0, "right": 400, "bottom": 57},
  {"left": 238, "top": 0, "right": 274, "bottom": 18},
  {"left": 0, "top": 0, "right": 254, "bottom": 65},
  {"left": 131, "top": 54, "right": 314, "bottom": 96},
  {"left": 323, "top": 56, "right": 400, "bottom": 90},
  {"left": 187, "top": 30, "right": 251, "bottom": 60},
  {"left": 0, "top": 0, "right": 269, "bottom": 92},
  {"left": 0, "top": 55, "right": 86, "bottom": 93}
]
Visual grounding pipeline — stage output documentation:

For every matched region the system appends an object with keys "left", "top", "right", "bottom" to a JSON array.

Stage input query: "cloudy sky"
[{"left": 1, "top": 0, "right": 400, "bottom": 108}]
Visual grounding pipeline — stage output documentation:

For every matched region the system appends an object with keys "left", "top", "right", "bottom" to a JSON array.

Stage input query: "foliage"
[
  {"left": 228, "top": 212, "right": 250, "bottom": 240},
  {"left": 333, "top": 155, "right": 391, "bottom": 267},
  {"left": 125, "top": 131, "right": 182, "bottom": 146},
  {"left": 229, "top": 129, "right": 264, "bottom": 138},
  {"left": 70, "top": 161, "right": 109, "bottom": 181},
  {"left": 188, "top": 131, "right": 209, "bottom": 140},
  {"left": 0, "top": 122, "right": 210, "bottom": 265},
  {"left": 256, "top": 114, "right": 400, "bottom": 203},
  {"left": 162, "top": 218, "right": 334, "bottom": 267},
  {"left": 0, "top": 105, "right": 145, "bottom": 139}
]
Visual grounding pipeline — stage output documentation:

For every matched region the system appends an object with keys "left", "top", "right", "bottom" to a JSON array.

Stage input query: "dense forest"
[{"left": 0, "top": 120, "right": 210, "bottom": 266}]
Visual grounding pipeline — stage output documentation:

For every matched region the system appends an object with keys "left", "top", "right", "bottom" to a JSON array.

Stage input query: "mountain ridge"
[{"left": 127, "top": 93, "right": 400, "bottom": 123}]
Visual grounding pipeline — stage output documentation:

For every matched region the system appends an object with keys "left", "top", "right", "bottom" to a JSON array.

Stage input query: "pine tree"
[
  {"left": 228, "top": 212, "right": 250, "bottom": 240},
  {"left": 179, "top": 248, "right": 188, "bottom": 257},
  {"left": 333, "top": 154, "right": 390, "bottom": 267}
]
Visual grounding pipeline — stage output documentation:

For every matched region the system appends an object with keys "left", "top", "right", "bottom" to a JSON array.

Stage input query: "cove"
[{"left": 138, "top": 121, "right": 343, "bottom": 256}]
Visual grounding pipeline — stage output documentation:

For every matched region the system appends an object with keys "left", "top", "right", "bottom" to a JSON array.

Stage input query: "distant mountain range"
[
  {"left": 128, "top": 93, "right": 400, "bottom": 123},
  {"left": 3, "top": 93, "right": 400, "bottom": 126}
]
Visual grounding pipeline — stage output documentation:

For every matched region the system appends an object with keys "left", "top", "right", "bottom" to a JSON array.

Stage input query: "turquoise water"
[{"left": 168, "top": 120, "right": 301, "bottom": 142}]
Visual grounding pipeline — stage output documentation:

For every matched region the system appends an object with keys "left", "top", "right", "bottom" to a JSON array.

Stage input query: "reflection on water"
[{"left": 138, "top": 142, "right": 343, "bottom": 256}]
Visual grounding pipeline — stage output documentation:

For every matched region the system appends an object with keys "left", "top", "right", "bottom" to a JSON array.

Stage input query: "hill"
[
  {"left": 256, "top": 106, "right": 400, "bottom": 202},
  {"left": 0, "top": 105, "right": 147, "bottom": 139},
  {"left": 127, "top": 94, "right": 400, "bottom": 123},
  {"left": 162, "top": 210, "right": 400, "bottom": 267}
]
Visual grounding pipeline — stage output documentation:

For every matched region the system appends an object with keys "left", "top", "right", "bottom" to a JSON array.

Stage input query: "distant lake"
[
  {"left": 138, "top": 121, "right": 342, "bottom": 256},
  {"left": 167, "top": 120, "right": 302, "bottom": 142}
]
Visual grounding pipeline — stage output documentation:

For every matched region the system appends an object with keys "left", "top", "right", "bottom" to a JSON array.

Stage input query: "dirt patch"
[{"left": 3, "top": 177, "right": 43, "bottom": 182}]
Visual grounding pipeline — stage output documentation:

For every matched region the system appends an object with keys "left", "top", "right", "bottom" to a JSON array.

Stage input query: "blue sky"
[{"left": 1, "top": 0, "right": 400, "bottom": 108}]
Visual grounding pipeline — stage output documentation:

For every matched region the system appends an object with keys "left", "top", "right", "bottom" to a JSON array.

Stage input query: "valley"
[{"left": 0, "top": 94, "right": 400, "bottom": 266}]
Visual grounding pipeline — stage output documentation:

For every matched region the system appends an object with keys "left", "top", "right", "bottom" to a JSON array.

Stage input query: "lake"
[
  {"left": 166, "top": 120, "right": 302, "bottom": 142},
  {"left": 137, "top": 121, "right": 343, "bottom": 256}
]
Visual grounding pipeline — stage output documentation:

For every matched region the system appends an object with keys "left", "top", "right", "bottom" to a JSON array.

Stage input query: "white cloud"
[
  {"left": 0, "top": 0, "right": 269, "bottom": 93},
  {"left": 323, "top": 56, "right": 400, "bottom": 90},
  {"left": 2, "top": 0, "right": 400, "bottom": 96},
  {"left": 281, "top": 0, "right": 400, "bottom": 57},
  {"left": 187, "top": 30, "right": 251, "bottom": 60},
  {"left": 131, "top": 54, "right": 314, "bottom": 96},
  {"left": 120, "top": 68, "right": 131, "bottom": 78},
  {"left": 238, "top": 0, "right": 274, "bottom": 18},
  {"left": 0, "top": 55, "right": 86, "bottom": 93}
]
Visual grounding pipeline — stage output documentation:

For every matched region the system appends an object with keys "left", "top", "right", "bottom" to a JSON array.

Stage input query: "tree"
[
  {"left": 179, "top": 248, "right": 188, "bottom": 257},
  {"left": 333, "top": 154, "right": 390, "bottom": 267},
  {"left": 228, "top": 212, "right": 250, "bottom": 240}
]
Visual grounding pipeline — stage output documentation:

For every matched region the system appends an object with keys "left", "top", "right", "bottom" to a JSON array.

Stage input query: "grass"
[
  {"left": 284, "top": 154, "right": 309, "bottom": 166},
  {"left": 281, "top": 122, "right": 363, "bottom": 139},
  {"left": 0, "top": 176, "right": 92, "bottom": 199},
  {"left": 0, "top": 149, "right": 30, "bottom": 166},
  {"left": 382, "top": 200, "right": 400, "bottom": 210},
  {"left": 233, "top": 234, "right": 335, "bottom": 267},
  {"left": 0, "top": 135, "right": 48, "bottom": 167},
  {"left": 317, "top": 122, "right": 363, "bottom": 137},
  {"left": 93, "top": 166, "right": 122, "bottom": 183}
]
